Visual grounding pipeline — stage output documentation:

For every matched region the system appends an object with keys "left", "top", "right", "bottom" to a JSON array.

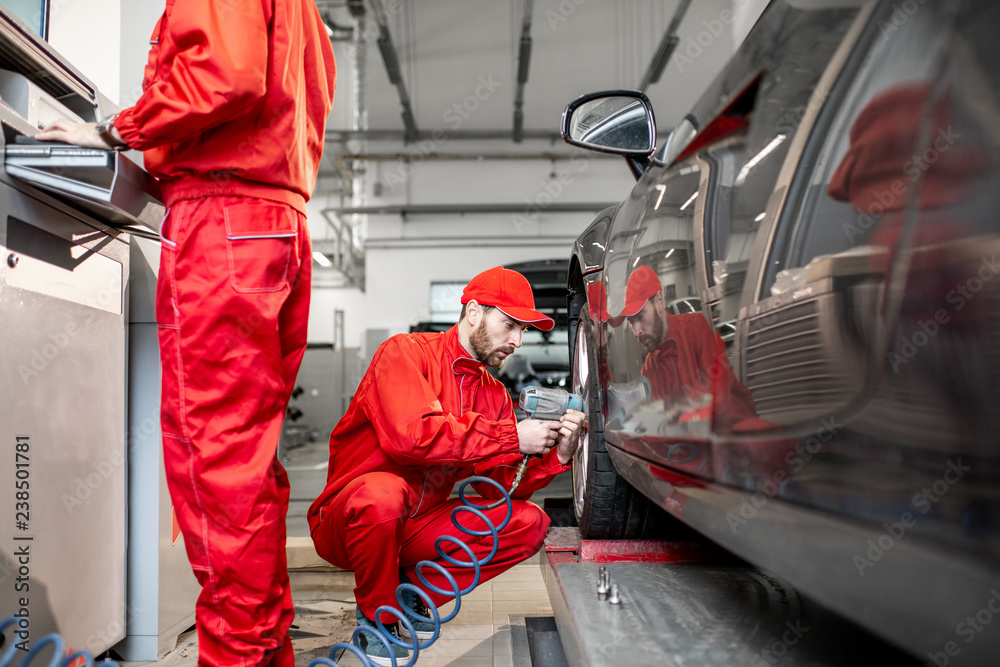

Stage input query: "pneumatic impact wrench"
[{"left": 509, "top": 386, "right": 584, "bottom": 493}]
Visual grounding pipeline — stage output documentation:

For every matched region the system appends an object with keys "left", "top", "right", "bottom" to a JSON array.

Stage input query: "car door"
[{"left": 601, "top": 0, "right": 868, "bottom": 481}]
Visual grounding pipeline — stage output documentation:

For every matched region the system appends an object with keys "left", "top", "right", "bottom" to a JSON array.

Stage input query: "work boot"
[
  {"left": 355, "top": 607, "right": 408, "bottom": 667},
  {"left": 398, "top": 586, "right": 437, "bottom": 641}
]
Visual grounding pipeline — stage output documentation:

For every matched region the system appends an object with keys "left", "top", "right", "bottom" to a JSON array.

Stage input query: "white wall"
[
  {"left": 306, "top": 136, "right": 636, "bottom": 349},
  {"left": 46, "top": 0, "right": 162, "bottom": 108},
  {"left": 119, "top": 1, "right": 163, "bottom": 108},
  {"left": 48, "top": 0, "right": 122, "bottom": 104}
]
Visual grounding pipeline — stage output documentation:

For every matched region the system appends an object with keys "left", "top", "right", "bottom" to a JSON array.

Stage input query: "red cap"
[
  {"left": 461, "top": 266, "right": 555, "bottom": 331},
  {"left": 586, "top": 280, "right": 610, "bottom": 322},
  {"left": 608, "top": 265, "right": 661, "bottom": 327},
  {"left": 828, "top": 82, "right": 988, "bottom": 214}
]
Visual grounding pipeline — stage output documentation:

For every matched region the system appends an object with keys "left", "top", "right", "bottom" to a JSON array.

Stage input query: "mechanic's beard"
[
  {"left": 470, "top": 320, "right": 514, "bottom": 368},
  {"left": 640, "top": 315, "right": 665, "bottom": 353}
]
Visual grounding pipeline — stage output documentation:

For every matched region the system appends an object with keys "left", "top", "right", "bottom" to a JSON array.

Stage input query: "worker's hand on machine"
[
  {"left": 35, "top": 119, "right": 119, "bottom": 151},
  {"left": 516, "top": 418, "right": 563, "bottom": 456},
  {"left": 555, "top": 410, "right": 585, "bottom": 465}
]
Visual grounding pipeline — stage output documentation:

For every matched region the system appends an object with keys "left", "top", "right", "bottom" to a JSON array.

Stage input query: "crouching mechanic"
[{"left": 308, "top": 266, "right": 584, "bottom": 665}]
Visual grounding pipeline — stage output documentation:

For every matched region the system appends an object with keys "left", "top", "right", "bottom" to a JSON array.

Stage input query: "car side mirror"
[{"left": 561, "top": 91, "right": 656, "bottom": 157}]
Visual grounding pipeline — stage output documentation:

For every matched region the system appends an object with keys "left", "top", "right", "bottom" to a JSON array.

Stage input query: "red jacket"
[
  {"left": 640, "top": 314, "right": 758, "bottom": 430},
  {"left": 115, "top": 0, "right": 336, "bottom": 214},
  {"left": 308, "top": 326, "right": 569, "bottom": 529}
]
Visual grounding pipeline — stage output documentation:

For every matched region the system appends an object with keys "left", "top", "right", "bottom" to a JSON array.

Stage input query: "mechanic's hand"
[
  {"left": 35, "top": 119, "right": 118, "bottom": 150},
  {"left": 555, "top": 409, "right": 585, "bottom": 465},
  {"left": 517, "top": 418, "right": 561, "bottom": 457}
]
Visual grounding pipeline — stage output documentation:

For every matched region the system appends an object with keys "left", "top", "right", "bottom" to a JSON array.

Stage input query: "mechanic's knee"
[
  {"left": 509, "top": 501, "right": 550, "bottom": 558},
  {"left": 342, "top": 472, "right": 413, "bottom": 524}
]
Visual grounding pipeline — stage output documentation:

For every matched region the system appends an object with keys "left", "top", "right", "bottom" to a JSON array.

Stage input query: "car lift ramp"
[{"left": 540, "top": 528, "right": 918, "bottom": 667}]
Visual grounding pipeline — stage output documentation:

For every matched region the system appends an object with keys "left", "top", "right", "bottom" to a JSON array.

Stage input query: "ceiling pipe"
[
  {"left": 513, "top": 0, "right": 534, "bottom": 143},
  {"left": 333, "top": 151, "right": 614, "bottom": 164},
  {"left": 639, "top": 0, "right": 693, "bottom": 91},
  {"left": 365, "top": 237, "right": 579, "bottom": 249},
  {"left": 328, "top": 202, "right": 617, "bottom": 216},
  {"left": 325, "top": 128, "right": 674, "bottom": 143},
  {"left": 326, "top": 128, "right": 563, "bottom": 142},
  {"left": 370, "top": 0, "right": 419, "bottom": 143}
]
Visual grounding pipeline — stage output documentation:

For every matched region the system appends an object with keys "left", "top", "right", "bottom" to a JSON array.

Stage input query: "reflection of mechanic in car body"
[
  {"left": 828, "top": 81, "right": 998, "bottom": 434},
  {"left": 610, "top": 266, "right": 759, "bottom": 431},
  {"left": 308, "top": 266, "right": 584, "bottom": 664}
]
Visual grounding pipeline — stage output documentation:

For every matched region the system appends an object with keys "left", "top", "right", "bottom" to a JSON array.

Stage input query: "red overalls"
[
  {"left": 309, "top": 326, "right": 569, "bottom": 621},
  {"left": 114, "top": 1, "right": 336, "bottom": 664}
]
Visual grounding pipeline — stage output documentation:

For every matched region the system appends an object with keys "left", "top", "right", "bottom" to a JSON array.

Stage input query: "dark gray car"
[{"left": 562, "top": 0, "right": 1000, "bottom": 664}]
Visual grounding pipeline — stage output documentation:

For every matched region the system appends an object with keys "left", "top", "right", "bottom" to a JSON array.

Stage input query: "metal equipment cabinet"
[{"left": 0, "top": 6, "right": 197, "bottom": 658}]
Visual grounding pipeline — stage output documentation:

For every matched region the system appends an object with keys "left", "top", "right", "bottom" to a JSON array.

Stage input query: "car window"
[
  {"left": 702, "top": 5, "right": 864, "bottom": 353},
  {"left": 762, "top": 2, "right": 952, "bottom": 297},
  {"left": 737, "top": 0, "right": 954, "bottom": 428},
  {"left": 603, "top": 163, "right": 701, "bottom": 326},
  {"left": 877, "top": 0, "right": 1000, "bottom": 449}
]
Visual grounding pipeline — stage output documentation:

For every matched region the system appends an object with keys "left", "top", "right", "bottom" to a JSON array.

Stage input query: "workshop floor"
[
  {"left": 122, "top": 437, "right": 572, "bottom": 667},
  {"left": 131, "top": 554, "right": 553, "bottom": 667}
]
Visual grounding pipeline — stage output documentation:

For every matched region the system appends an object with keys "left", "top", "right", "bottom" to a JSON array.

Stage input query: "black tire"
[{"left": 570, "top": 310, "right": 674, "bottom": 539}]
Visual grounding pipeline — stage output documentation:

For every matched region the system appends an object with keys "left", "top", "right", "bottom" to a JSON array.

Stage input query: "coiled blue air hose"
[
  {"left": 3, "top": 475, "right": 514, "bottom": 667},
  {"left": 309, "top": 475, "right": 514, "bottom": 667},
  {"left": 0, "top": 616, "right": 118, "bottom": 667}
]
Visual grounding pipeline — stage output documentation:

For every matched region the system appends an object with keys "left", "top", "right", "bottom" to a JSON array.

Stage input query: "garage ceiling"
[
  {"left": 316, "top": 0, "right": 762, "bottom": 145},
  {"left": 309, "top": 0, "right": 766, "bottom": 287}
]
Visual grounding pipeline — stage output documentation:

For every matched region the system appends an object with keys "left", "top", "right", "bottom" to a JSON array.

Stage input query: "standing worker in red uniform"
[
  {"left": 309, "top": 266, "right": 584, "bottom": 666},
  {"left": 38, "top": 1, "right": 336, "bottom": 664}
]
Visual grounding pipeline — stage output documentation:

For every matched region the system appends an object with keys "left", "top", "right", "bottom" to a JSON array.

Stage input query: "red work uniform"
[
  {"left": 309, "top": 326, "right": 568, "bottom": 622},
  {"left": 640, "top": 314, "right": 759, "bottom": 431},
  {"left": 113, "top": 2, "right": 336, "bottom": 665}
]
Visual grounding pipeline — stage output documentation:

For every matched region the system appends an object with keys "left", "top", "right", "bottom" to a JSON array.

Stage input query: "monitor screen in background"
[{"left": 3, "top": 0, "right": 49, "bottom": 39}]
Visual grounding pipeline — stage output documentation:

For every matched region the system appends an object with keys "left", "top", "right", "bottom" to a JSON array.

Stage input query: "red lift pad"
[{"left": 544, "top": 526, "right": 730, "bottom": 564}]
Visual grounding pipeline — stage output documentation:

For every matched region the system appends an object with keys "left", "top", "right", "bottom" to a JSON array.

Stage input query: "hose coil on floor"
[
  {"left": 0, "top": 617, "right": 118, "bottom": 667},
  {"left": 310, "top": 475, "right": 513, "bottom": 667}
]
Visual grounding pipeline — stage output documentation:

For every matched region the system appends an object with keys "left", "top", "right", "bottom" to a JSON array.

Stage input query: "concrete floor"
[{"left": 122, "top": 436, "right": 573, "bottom": 667}]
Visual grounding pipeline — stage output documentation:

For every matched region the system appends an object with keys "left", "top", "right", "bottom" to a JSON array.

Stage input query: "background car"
[{"left": 561, "top": 0, "right": 1000, "bottom": 664}]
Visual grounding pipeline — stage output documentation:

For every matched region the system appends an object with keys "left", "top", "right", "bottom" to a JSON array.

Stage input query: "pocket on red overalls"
[{"left": 223, "top": 199, "right": 297, "bottom": 293}]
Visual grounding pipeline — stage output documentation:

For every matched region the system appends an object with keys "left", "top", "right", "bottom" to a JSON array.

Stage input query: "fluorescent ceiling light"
[
  {"left": 735, "top": 134, "right": 786, "bottom": 185},
  {"left": 679, "top": 192, "right": 698, "bottom": 211},
  {"left": 313, "top": 251, "right": 333, "bottom": 268}
]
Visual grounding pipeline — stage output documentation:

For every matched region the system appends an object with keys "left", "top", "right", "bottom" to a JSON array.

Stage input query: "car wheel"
[{"left": 570, "top": 311, "right": 673, "bottom": 539}]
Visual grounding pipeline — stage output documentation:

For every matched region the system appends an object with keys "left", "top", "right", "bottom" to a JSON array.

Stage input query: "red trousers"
[
  {"left": 311, "top": 472, "right": 550, "bottom": 622},
  {"left": 157, "top": 196, "right": 311, "bottom": 666}
]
